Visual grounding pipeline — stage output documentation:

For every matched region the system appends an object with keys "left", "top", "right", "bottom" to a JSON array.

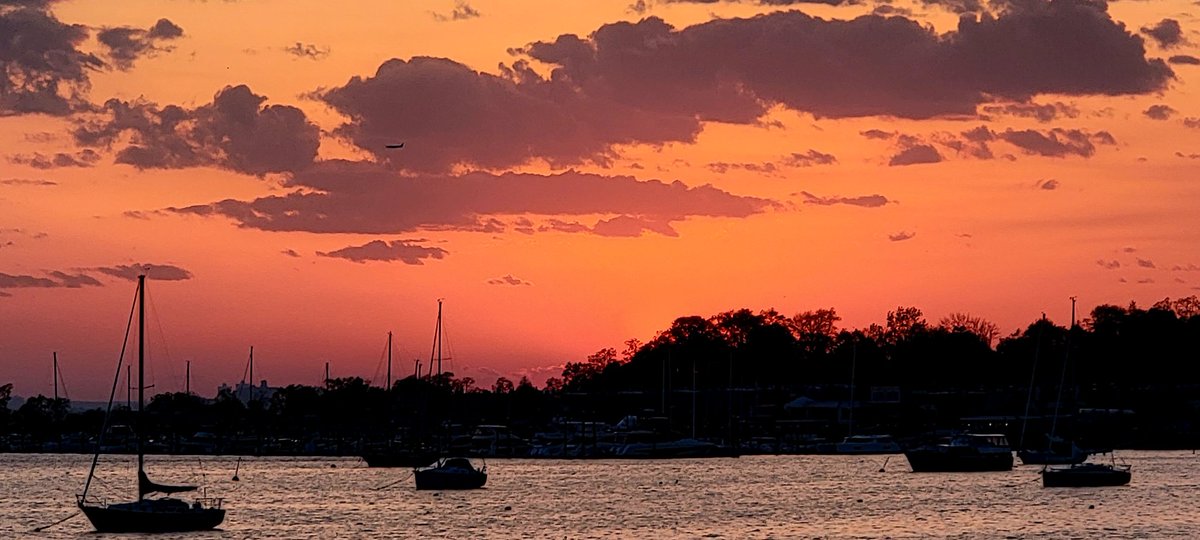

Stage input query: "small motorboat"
[{"left": 1042, "top": 462, "right": 1131, "bottom": 487}]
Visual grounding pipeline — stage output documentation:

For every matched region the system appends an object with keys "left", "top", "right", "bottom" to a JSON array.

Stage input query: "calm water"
[{"left": 3, "top": 451, "right": 1199, "bottom": 538}]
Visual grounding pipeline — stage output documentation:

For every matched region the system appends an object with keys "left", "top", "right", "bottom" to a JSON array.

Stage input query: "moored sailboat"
[{"left": 77, "top": 275, "right": 225, "bottom": 532}]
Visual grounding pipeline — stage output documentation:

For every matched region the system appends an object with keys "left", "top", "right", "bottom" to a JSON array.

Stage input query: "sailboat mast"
[
  {"left": 436, "top": 300, "right": 443, "bottom": 376},
  {"left": 137, "top": 274, "right": 146, "bottom": 501},
  {"left": 387, "top": 331, "right": 393, "bottom": 390},
  {"left": 186, "top": 360, "right": 191, "bottom": 395},
  {"left": 848, "top": 340, "right": 857, "bottom": 437},
  {"left": 53, "top": 352, "right": 59, "bottom": 401},
  {"left": 1049, "top": 297, "right": 1076, "bottom": 439},
  {"left": 248, "top": 346, "right": 254, "bottom": 403}
]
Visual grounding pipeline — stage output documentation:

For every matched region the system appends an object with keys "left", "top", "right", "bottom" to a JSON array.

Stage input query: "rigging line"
[
  {"left": 1018, "top": 320, "right": 1046, "bottom": 450},
  {"left": 30, "top": 511, "right": 79, "bottom": 532},
  {"left": 146, "top": 287, "right": 180, "bottom": 393},
  {"left": 55, "top": 355, "right": 71, "bottom": 401},
  {"left": 371, "top": 334, "right": 389, "bottom": 386},
  {"left": 81, "top": 280, "right": 140, "bottom": 502}
]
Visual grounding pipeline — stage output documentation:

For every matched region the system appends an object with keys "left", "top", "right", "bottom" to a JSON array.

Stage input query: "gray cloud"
[
  {"left": 1183, "top": 118, "right": 1200, "bottom": 129},
  {"left": 1143, "top": 104, "right": 1176, "bottom": 120},
  {"left": 799, "top": 190, "right": 890, "bottom": 207},
  {"left": 73, "top": 85, "right": 320, "bottom": 175},
  {"left": 0, "top": 5, "right": 103, "bottom": 115},
  {"left": 1136, "top": 258, "right": 1156, "bottom": 268},
  {"left": 283, "top": 42, "right": 330, "bottom": 60},
  {"left": 783, "top": 149, "right": 837, "bottom": 167},
  {"left": 431, "top": 1, "right": 481, "bottom": 21},
  {"left": 0, "top": 178, "right": 57, "bottom": 186},
  {"left": 1140, "top": 18, "right": 1185, "bottom": 49},
  {"left": 97, "top": 18, "right": 183, "bottom": 70},
  {"left": 92, "top": 263, "right": 193, "bottom": 281},
  {"left": 591, "top": 215, "right": 678, "bottom": 237},
  {"left": 487, "top": 274, "right": 532, "bottom": 286},
  {"left": 1036, "top": 178, "right": 1059, "bottom": 190},
  {"left": 888, "top": 231, "right": 916, "bottom": 242},
  {"left": 317, "top": 239, "right": 449, "bottom": 264},
  {"left": 1097, "top": 259, "right": 1120, "bottom": 269},
  {"left": 281, "top": 249, "right": 301, "bottom": 257},
  {"left": 981, "top": 101, "right": 1079, "bottom": 122},
  {"left": 8, "top": 149, "right": 100, "bottom": 169},
  {"left": 1169, "top": 55, "right": 1200, "bottom": 65},
  {"left": 171, "top": 164, "right": 778, "bottom": 236},
  {"left": 888, "top": 144, "right": 942, "bottom": 166}
]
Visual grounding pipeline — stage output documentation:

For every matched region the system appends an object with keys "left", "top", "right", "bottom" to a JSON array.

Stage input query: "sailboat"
[
  {"left": 362, "top": 331, "right": 438, "bottom": 468},
  {"left": 77, "top": 275, "right": 226, "bottom": 532},
  {"left": 1017, "top": 315, "right": 1088, "bottom": 465},
  {"left": 1041, "top": 297, "right": 1131, "bottom": 488},
  {"left": 413, "top": 299, "right": 487, "bottom": 490}
]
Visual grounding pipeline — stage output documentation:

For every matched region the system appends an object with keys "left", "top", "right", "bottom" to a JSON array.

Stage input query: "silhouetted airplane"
[{"left": 386, "top": 143, "right": 404, "bottom": 149}]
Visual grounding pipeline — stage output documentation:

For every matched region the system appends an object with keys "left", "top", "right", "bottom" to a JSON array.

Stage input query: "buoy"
[
  {"left": 1088, "top": 504, "right": 1095, "bottom": 509},
  {"left": 504, "top": 506, "right": 512, "bottom": 511}
]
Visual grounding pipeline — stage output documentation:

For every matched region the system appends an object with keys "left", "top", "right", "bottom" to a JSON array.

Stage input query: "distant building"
[{"left": 218, "top": 380, "right": 278, "bottom": 404}]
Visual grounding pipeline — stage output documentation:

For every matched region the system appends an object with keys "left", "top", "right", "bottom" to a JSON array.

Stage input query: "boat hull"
[
  {"left": 1017, "top": 449, "right": 1088, "bottom": 465},
  {"left": 904, "top": 450, "right": 1013, "bottom": 472},
  {"left": 413, "top": 469, "right": 487, "bottom": 490},
  {"left": 79, "top": 503, "right": 225, "bottom": 533},
  {"left": 1042, "top": 465, "right": 1131, "bottom": 487}
]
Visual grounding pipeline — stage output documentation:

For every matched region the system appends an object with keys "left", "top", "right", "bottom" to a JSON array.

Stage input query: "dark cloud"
[
  {"left": 73, "top": 85, "right": 320, "bottom": 175},
  {"left": 860, "top": 129, "right": 895, "bottom": 140},
  {"left": 431, "top": 1, "right": 481, "bottom": 21},
  {"left": 1183, "top": 118, "right": 1200, "bottom": 129},
  {"left": 1136, "top": 258, "right": 1156, "bottom": 268},
  {"left": 980, "top": 101, "right": 1078, "bottom": 122},
  {"left": 538, "top": 219, "right": 591, "bottom": 234},
  {"left": 1137, "top": 278, "right": 1155, "bottom": 284},
  {"left": 281, "top": 249, "right": 301, "bottom": 257},
  {"left": 283, "top": 42, "right": 330, "bottom": 60},
  {"left": 317, "top": 239, "right": 448, "bottom": 264},
  {"left": 888, "top": 144, "right": 942, "bottom": 166},
  {"left": 8, "top": 149, "right": 100, "bottom": 169},
  {"left": 1036, "top": 178, "right": 1059, "bottom": 190},
  {"left": 312, "top": 3, "right": 1168, "bottom": 173},
  {"left": 0, "top": 178, "right": 57, "bottom": 186},
  {"left": 1097, "top": 259, "right": 1120, "bottom": 270},
  {"left": 1172, "top": 264, "right": 1200, "bottom": 272},
  {"left": 97, "top": 18, "right": 184, "bottom": 70},
  {"left": 919, "top": 0, "right": 984, "bottom": 13},
  {"left": 0, "top": 269, "right": 101, "bottom": 294},
  {"left": 171, "top": 164, "right": 778, "bottom": 235},
  {"left": 1169, "top": 55, "right": 1200, "bottom": 65},
  {"left": 46, "top": 271, "right": 102, "bottom": 287},
  {"left": 592, "top": 215, "right": 678, "bottom": 237},
  {"left": 707, "top": 161, "right": 779, "bottom": 175},
  {"left": 783, "top": 149, "right": 837, "bottom": 167},
  {"left": 487, "top": 274, "right": 532, "bottom": 286},
  {"left": 888, "top": 231, "right": 915, "bottom": 242},
  {"left": 1178, "top": 152, "right": 1200, "bottom": 159},
  {"left": 92, "top": 263, "right": 193, "bottom": 281},
  {"left": 998, "top": 128, "right": 1114, "bottom": 157},
  {"left": 0, "top": 5, "right": 103, "bottom": 115},
  {"left": 799, "top": 191, "right": 890, "bottom": 207},
  {"left": 1140, "top": 18, "right": 1185, "bottom": 49},
  {"left": 1143, "top": 104, "right": 1176, "bottom": 120}
]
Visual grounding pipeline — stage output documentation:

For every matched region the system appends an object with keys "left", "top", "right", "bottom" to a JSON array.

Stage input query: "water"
[{"left": 3, "top": 451, "right": 1198, "bottom": 538}]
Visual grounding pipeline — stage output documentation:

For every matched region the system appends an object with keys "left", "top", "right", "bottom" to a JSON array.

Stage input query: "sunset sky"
[{"left": 2, "top": 0, "right": 1198, "bottom": 400}]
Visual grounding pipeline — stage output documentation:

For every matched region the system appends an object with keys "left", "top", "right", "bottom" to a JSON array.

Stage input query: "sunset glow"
[{"left": 3, "top": 0, "right": 1199, "bottom": 399}]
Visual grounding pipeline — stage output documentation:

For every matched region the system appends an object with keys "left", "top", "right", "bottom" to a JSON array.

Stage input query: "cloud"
[
  {"left": 888, "top": 144, "right": 942, "bottom": 166},
  {"left": 97, "top": 18, "right": 184, "bottom": 70},
  {"left": 538, "top": 219, "right": 591, "bottom": 234},
  {"left": 1097, "top": 259, "right": 1120, "bottom": 269},
  {"left": 860, "top": 129, "right": 895, "bottom": 140},
  {"left": 0, "top": 4, "right": 104, "bottom": 115},
  {"left": 1136, "top": 258, "right": 1156, "bottom": 268},
  {"left": 1183, "top": 118, "right": 1200, "bottom": 129},
  {"left": 431, "top": 1, "right": 481, "bottom": 21},
  {"left": 8, "top": 149, "right": 100, "bottom": 169},
  {"left": 1137, "top": 278, "right": 1155, "bottom": 284},
  {"left": 73, "top": 85, "right": 320, "bottom": 175},
  {"left": 994, "top": 128, "right": 1114, "bottom": 158},
  {"left": 888, "top": 231, "right": 916, "bottom": 242},
  {"left": 980, "top": 101, "right": 1079, "bottom": 122},
  {"left": 283, "top": 42, "right": 330, "bottom": 60},
  {"left": 317, "top": 239, "right": 449, "bottom": 264},
  {"left": 1036, "top": 178, "right": 1059, "bottom": 190},
  {"left": 0, "top": 269, "right": 102, "bottom": 293},
  {"left": 1140, "top": 18, "right": 1185, "bottom": 49},
  {"left": 0, "top": 178, "right": 57, "bottom": 186},
  {"left": 92, "top": 263, "right": 193, "bottom": 281},
  {"left": 1169, "top": 55, "right": 1200, "bottom": 65},
  {"left": 172, "top": 164, "right": 777, "bottom": 235},
  {"left": 919, "top": 0, "right": 985, "bottom": 14},
  {"left": 592, "top": 215, "right": 679, "bottom": 237},
  {"left": 487, "top": 274, "right": 532, "bottom": 286},
  {"left": 707, "top": 161, "right": 778, "bottom": 175},
  {"left": 1143, "top": 104, "right": 1176, "bottom": 120},
  {"left": 783, "top": 149, "right": 837, "bottom": 167},
  {"left": 1177, "top": 152, "right": 1200, "bottom": 159},
  {"left": 281, "top": 249, "right": 301, "bottom": 257},
  {"left": 1172, "top": 264, "right": 1200, "bottom": 272},
  {"left": 799, "top": 191, "right": 890, "bottom": 207},
  {"left": 310, "top": 3, "right": 1169, "bottom": 173}
]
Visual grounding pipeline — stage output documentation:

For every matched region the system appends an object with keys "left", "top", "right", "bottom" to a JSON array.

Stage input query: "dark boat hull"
[
  {"left": 904, "top": 450, "right": 1013, "bottom": 472},
  {"left": 414, "top": 469, "right": 487, "bottom": 490},
  {"left": 80, "top": 503, "right": 225, "bottom": 533},
  {"left": 1042, "top": 466, "right": 1131, "bottom": 487}
]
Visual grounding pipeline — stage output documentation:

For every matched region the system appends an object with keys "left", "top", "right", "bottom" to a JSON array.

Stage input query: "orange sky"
[{"left": 2, "top": 0, "right": 1199, "bottom": 400}]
